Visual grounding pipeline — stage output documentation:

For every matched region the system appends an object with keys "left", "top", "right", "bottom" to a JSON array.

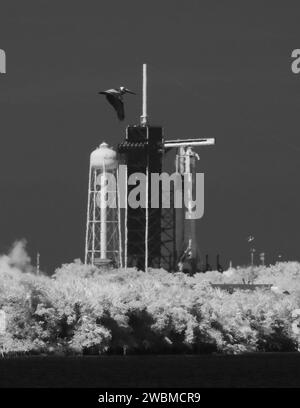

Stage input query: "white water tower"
[{"left": 85, "top": 142, "right": 122, "bottom": 267}]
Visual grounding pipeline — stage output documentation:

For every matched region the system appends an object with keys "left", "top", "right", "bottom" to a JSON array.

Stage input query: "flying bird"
[{"left": 98, "top": 86, "right": 136, "bottom": 121}]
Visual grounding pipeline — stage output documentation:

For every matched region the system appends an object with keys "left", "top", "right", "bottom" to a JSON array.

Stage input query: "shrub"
[{"left": 1, "top": 255, "right": 300, "bottom": 355}]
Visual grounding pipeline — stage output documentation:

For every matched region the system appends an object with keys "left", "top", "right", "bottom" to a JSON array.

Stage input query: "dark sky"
[{"left": 1, "top": 1, "right": 300, "bottom": 272}]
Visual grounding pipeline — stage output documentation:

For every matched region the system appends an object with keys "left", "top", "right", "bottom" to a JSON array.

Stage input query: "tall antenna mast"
[{"left": 140, "top": 63, "right": 148, "bottom": 126}]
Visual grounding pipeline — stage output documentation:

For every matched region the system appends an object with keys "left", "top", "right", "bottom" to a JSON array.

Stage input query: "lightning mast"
[{"left": 140, "top": 63, "right": 148, "bottom": 126}]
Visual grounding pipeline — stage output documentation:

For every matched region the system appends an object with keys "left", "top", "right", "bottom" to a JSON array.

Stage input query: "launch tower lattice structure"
[{"left": 118, "top": 125, "right": 163, "bottom": 270}]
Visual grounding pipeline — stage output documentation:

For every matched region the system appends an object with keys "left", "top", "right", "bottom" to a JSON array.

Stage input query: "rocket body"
[{"left": 176, "top": 146, "right": 202, "bottom": 274}]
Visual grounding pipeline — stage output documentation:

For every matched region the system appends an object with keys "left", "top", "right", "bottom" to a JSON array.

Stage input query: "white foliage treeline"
[{"left": 1, "top": 242, "right": 300, "bottom": 356}]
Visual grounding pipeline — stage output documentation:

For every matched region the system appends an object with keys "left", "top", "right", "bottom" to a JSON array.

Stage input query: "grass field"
[{"left": 1, "top": 353, "right": 300, "bottom": 388}]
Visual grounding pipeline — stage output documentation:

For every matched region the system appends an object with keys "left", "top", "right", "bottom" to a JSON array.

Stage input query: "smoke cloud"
[{"left": 0, "top": 239, "right": 33, "bottom": 273}]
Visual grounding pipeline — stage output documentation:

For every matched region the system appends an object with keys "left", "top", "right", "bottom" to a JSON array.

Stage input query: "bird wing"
[
  {"left": 99, "top": 89, "right": 119, "bottom": 95},
  {"left": 106, "top": 94, "right": 125, "bottom": 121}
]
